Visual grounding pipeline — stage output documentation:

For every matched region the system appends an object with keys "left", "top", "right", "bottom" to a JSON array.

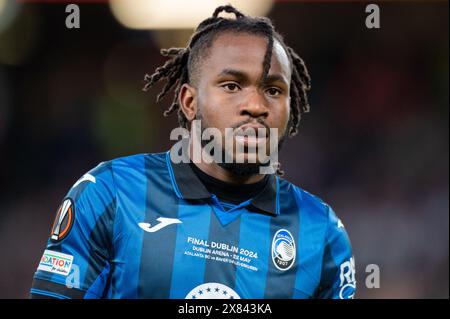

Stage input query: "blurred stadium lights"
[
  {"left": 0, "top": 2, "right": 39, "bottom": 66},
  {"left": 0, "top": 0, "right": 21, "bottom": 33},
  {"left": 108, "top": 0, "right": 274, "bottom": 30}
]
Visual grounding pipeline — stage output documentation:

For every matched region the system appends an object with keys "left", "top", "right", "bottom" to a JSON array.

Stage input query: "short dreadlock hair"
[{"left": 143, "top": 4, "right": 311, "bottom": 137}]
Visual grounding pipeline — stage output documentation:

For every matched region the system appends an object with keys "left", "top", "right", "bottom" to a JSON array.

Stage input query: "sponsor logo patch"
[
  {"left": 339, "top": 256, "right": 356, "bottom": 299},
  {"left": 37, "top": 250, "right": 73, "bottom": 276},
  {"left": 138, "top": 217, "right": 182, "bottom": 233}
]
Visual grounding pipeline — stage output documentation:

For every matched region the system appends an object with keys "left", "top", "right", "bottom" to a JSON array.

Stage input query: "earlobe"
[{"left": 179, "top": 83, "right": 197, "bottom": 122}]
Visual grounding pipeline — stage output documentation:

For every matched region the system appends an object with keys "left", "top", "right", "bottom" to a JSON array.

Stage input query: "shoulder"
[
  {"left": 87, "top": 152, "right": 167, "bottom": 181},
  {"left": 66, "top": 152, "right": 166, "bottom": 202},
  {"left": 278, "top": 177, "right": 332, "bottom": 221},
  {"left": 107, "top": 152, "right": 166, "bottom": 176},
  {"left": 278, "top": 178, "right": 350, "bottom": 242}
]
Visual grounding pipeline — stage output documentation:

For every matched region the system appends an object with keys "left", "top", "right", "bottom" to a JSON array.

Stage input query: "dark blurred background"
[{"left": 0, "top": 0, "right": 448, "bottom": 298}]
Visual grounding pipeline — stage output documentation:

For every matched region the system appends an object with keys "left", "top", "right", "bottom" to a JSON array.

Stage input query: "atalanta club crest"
[{"left": 271, "top": 229, "right": 296, "bottom": 271}]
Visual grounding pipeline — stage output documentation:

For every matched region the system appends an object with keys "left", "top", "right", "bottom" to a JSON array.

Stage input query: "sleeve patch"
[
  {"left": 50, "top": 198, "right": 75, "bottom": 242},
  {"left": 37, "top": 250, "right": 74, "bottom": 276}
]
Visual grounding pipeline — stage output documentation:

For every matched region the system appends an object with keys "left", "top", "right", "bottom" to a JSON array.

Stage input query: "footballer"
[{"left": 30, "top": 5, "right": 356, "bottom": 299}]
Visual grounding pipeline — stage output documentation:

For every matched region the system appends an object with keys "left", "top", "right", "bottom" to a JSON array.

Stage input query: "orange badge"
[{"left": 50, "top": 198, "right": 75, "bottom": 242}]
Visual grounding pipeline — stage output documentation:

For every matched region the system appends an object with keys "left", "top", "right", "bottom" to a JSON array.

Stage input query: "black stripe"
[
  {"left": 313, "top": 241, "right": 337, "bottom": 298},
  {"left": 30, "top": 278, "right": 85, "bottom": 299},
  {"left": 138, "top": 155, "right": 180, "bottom": 298},
  {"left": 264, "top": 181, "right": 300, "bottom": 298},
  {"left": 170, "top": 146, "right": 211, "bottom": 200},
  {"left": 250, "top": 174, "right": 278, "bottom": 215},
  {"left": 84, "top": 199, "right": 116, "bottom": 297}
]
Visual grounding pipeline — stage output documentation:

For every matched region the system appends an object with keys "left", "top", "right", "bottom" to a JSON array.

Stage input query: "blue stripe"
[
  {"left": 234, "top": 211, "right": 271, "bottom": 298},
  {"left": 84, "top": 263, "right": 110, "bottom": 299},
  {"left": 327, "top": 206, "right": 353, "bottom": 260},
  {"left": 30, "top": 288, "right": 71, "bottom": 299},
  {"left": 165, "top": 151, "right": 182, "bottom": 199},
  {"left": 169, "top": 203, "right": 212, "bottom": 298},
  {"left": 138, "top": 154, "right": 180, "bottom": 298},
  {"left": 110, "top": 155, "right": 147, "bottom": 298}
]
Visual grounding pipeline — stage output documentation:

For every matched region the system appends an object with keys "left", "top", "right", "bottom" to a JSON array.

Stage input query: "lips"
[
  {"left": 235, "top": 124, "right": 269, "bottom": 138},
  {"left": 233, "top": 124, "right": 269, "bottom": 148}
]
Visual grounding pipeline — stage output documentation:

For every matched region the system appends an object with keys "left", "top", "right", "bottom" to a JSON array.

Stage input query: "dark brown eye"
[
  {"left": 222, "top": 83, "right": 240, "bottom": 92},
  {"left": 266, "top": 87, "right": 281, "bottom": 96}
]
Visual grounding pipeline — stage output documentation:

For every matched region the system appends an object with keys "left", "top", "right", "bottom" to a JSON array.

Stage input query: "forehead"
[{"left": 201, "top": 32, "right": 292, "bottom": 80}]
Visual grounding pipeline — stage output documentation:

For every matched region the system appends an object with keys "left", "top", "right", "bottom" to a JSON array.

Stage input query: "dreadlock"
[{"left": 143, "top": 5, "right": 311, "bottom": 175}]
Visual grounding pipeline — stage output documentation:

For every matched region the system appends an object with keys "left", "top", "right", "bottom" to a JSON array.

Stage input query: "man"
[{"left": 30, "top": 5, "right": 355, "bottom": 299}]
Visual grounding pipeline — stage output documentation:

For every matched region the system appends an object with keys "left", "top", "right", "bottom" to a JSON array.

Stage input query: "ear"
[{"left": 178, "top": 83, "right": 197, "bottom": 123}]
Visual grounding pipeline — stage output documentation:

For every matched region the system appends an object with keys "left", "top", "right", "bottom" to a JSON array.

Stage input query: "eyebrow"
[
  {"left": 217, "top": 68, "right": 289, "bottom": 86},
  {"left": 218, "top": 69, "right": 247, "bottom": 82}
]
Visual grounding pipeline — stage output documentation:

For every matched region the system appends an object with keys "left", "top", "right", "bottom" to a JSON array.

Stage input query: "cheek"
[
  {"left": 198, "top": 88, "right": 235, "bottom": 129},
  {"left": 270, "top": 98, "right": 290, "bottom": 129}
]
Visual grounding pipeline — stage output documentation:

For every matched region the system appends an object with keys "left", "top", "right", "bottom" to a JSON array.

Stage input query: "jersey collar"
[{"left": 166, "top": 151, "right": 280, "bottom": 216}]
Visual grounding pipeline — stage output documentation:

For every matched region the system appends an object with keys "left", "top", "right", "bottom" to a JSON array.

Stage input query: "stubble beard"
[{"left": 195, "top": 111, "right": 287, "bottom": 177}]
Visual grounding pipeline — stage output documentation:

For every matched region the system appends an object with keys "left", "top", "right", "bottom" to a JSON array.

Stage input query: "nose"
[{"left": 240, "top": 89, "right": 269, "bottom": 119}]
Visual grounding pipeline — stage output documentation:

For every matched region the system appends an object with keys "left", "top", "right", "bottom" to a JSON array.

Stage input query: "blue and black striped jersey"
[{"left": 30, "top": 151, "right": 356, "bottom": 299}]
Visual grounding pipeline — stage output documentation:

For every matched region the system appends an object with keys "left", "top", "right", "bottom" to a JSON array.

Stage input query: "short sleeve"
[
  {"left": 314, "top": 206, "right": 356, "bottom": 299},
  {"left": 30, "top": 161, "right": 116, "bottom": 299}
]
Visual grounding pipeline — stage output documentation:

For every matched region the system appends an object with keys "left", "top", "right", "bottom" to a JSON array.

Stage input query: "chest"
[{"left": 112, "top": 202, "right": 321, "bottom": 298}]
